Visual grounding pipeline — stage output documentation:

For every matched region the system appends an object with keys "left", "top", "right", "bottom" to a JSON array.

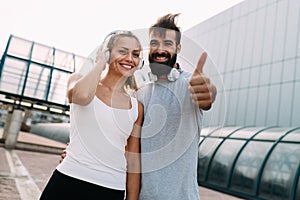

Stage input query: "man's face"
[{"left": 148, "top": 29, "right": 181, "bottom": 76}]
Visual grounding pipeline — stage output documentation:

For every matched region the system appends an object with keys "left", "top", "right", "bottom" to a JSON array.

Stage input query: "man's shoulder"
[{"left": 180, "top": 70, "right": 192, "bottom": 79}]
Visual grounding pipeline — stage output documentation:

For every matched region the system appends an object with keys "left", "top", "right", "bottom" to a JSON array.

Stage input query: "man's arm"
[{"left": 59, "top": 142, "right": 69, "bottom": 163}]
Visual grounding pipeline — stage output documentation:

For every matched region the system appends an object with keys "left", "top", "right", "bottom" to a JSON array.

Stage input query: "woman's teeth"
[{"left": 122, "top": 64, "right": 132, "bottom": 69}]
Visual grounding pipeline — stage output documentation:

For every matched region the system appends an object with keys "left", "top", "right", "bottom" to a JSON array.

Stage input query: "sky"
[{"left": 0, "top": 0, "right": 244, "bottom": 57}]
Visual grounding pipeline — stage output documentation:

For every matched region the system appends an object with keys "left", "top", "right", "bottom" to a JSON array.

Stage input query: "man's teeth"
[{"left": 156, "top": 57, "right": 166, "bottom": 61}]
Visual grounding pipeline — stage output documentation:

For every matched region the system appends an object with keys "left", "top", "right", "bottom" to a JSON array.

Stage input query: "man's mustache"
[{"left": 151, "top": 52, "right": 171, "bottom": 61}]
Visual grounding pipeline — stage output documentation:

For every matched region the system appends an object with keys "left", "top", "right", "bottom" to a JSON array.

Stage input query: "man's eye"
[{"left": 164, "top": 42, "right": 173, "bottom": 46}]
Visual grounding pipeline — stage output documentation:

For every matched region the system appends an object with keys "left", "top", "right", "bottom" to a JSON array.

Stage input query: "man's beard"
[{"left": 149, "top": 52, "right": 177, "bottom": 76}]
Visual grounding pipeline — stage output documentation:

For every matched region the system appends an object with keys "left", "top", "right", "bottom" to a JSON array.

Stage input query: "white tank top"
[{"left": 57, "top": 96, "right": 139, "bottom": 190}]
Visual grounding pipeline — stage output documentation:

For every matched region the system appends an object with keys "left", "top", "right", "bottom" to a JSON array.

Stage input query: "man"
[{"left": 136, "top": 13, "right": 216, "bottom": 200}]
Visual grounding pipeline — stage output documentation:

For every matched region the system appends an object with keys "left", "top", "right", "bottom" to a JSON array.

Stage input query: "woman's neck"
[{"left": 100, "top": 75, "right": 127, "bottom": 93}]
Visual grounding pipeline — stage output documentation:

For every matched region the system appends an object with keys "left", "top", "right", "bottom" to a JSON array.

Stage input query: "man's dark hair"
[{"left": 149, "top": 13, "right": 182, "bottom": 45}]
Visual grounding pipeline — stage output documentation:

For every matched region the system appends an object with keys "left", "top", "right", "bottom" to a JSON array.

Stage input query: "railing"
[{"left": 0, "top": 35, "right": 91, "bottom": 115}]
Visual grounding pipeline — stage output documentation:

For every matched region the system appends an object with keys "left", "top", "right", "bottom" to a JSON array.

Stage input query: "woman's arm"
[
  {"left": 67, "top": 47, "right": 106, "bottom": 105},
  {"left": 125, "top": 101, "right": 144, "bottom": 200}
]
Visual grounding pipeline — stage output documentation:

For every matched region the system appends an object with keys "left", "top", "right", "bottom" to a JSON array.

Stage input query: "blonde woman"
[{"left": 40, "top": 31, "right": 144, "bottom": 200}]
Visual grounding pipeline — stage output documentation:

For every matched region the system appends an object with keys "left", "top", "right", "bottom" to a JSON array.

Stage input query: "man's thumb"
[{"left": 193, "top": 52, "right": 207, "bottom": 75}]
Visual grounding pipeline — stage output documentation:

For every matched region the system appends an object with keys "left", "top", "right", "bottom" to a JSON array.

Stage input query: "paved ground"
[{"left": 0, "top": 129, "right": 244, "bottom": 200}]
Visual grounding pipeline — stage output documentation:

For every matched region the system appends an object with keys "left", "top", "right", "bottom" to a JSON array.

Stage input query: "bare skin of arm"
[
  {"left": 125, "top": 101, "right": 144, "bottom": 200},
  {"left": 67, "top": 47, "right": 106, "bottom": 105}
]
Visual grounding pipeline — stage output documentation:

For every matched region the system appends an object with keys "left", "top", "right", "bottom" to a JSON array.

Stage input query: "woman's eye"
[
  {"left": 119, "top": 50, "right": 127, "bottom": 55},
  {"left": 150, "top": 41, "right": 158, "bottom": 47},
  {"left": 133, "top": 53, "right": 140, "bottom": 58}
]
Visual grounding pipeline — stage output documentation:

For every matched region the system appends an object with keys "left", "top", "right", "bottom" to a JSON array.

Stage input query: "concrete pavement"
[{"left": 0, "top": 129, "right": 244, "bottom": 200}]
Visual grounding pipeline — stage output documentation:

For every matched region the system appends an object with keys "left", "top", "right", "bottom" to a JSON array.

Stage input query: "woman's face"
[{"left": 109, "top": 36, "right": 142, "bottom": 77}]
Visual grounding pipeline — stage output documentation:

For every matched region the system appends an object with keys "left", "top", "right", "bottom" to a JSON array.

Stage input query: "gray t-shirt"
[{"left": 136, "top": 71, "right": 202, "bottom": 200}]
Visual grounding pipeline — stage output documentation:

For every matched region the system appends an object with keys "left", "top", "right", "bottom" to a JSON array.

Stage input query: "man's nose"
[{"left": 156, "top": 43, "right": 166, "bottom": 52}]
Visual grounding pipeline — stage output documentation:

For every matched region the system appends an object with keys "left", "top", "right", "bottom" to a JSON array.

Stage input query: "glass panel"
[
  {"left": 232, "top": 2, "right": 242, "bottom": 19},
  {"left": 24, "top": 63, "right": 50, "bottom": 100},
  {"left": 258, "top": 0, "right": 268, "bottom": 8},
  {"left": 282, "top": 128, "right": 300, "bottom": 142},
  {"left": 245, "top": 87, "right": 257, "bottom": 125},
  {"left": 292, "top": 82, "right": 300, "bottom": 126},
  {"left": 198, "top": 138, "right": 223, "bottom": 181},
  {"left": 230, "top": 127, "right": 267, "bottom": 139},
  {"left": 7, "top": 36, "right": 32, "bottom": 60},
  {"left": 295, "top": 174, "right": 300, "bottom": 200},
  {"left": 235, "top": 89, "right": 247, "bottom": 125},
  {"left": 223, "top": 73, "right": 232, "bottom": 92},
  {"left": 53, "top": 49, "right": 74, "bottom": 71},
  {"left": 259, "top": 64, "right": 271, "bottom": 86},
  {"left": 234, "top": 16, "right": 246, "bottom": 70},
  {"left": 0, "top": 58, "right": 27, "bottom": 95},
  {"left": 217, "top": 26, "right": 230, "bottom": 73},
  {"left": 284, "top": 0, "right": 299, "bottom": 59},
  {"left": 259, "top": 143, "right": 300, "bottom": 200},
  {"left": 248, "top": 0, "right": 258, "bottom": 13},
  {"left": 294, "top": 58, "right": 300, "bottom": 82},
  {"left": 212, "top": 27, "right": 226, "bottom": 69},
  {"left": 255, "top": 86, "right": 268, "bottom": 126},
  {"left": 248, "top": 66, "right": 260, "bottom": 88},
  {"left": 266, "top": 85, "right": 280, "bottom": 125},
  {"left": 282, "top": 60, "right": 296, "bottom": 83},
  {"left": 226, "top": 20, "right": 239, "bottom": 72},
  {"left": 272, "top": 0, "right": 288, "bottom": 61},
  {"left": 31, "top": 43, "right": 54, "bottom": 66},
  {"left": 200, "top": 127, "right": 221, "bottom": 136},
  {"left": 267, "top": 0, "right": 277, "bottom": 4},
  {"left": 270, "top": 62, "right": 282, "bottom": 85},
  {"left": 262, "top": 3, "right": 276, "bottom": 64},
  {"left": 230, "top": 141, "right": 273, "bottom": 195},
  {"left": 199, "top": 136, "right": 204, "bottom": 144},
  {"left": 239, "top": 69, "right": 250, "bottom": 89},
  {"left": 243, "top": 11, "right": 256, "bottom": 68},
  {"left": 210, "top": 126, "right": 243, "bottom": 137},
  {"left": 252, "top": 8, "right": 266, "bottom": 67},
  {"left": 207, "top": 139, "right": 245, "bottom": 186},
  {"left": 278, "top": 83, "right": 293, "bottom": 126},
  {"left": 48, "top": 70, "right": 70, "bottom": 105},
  {"left": 254, "top": 127, "right": 289, "bottom": 140}
]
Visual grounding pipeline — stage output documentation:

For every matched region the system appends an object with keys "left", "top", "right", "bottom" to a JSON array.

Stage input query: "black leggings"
[{"left": 40, "top": 170, "right": 125, "bottom": 200}]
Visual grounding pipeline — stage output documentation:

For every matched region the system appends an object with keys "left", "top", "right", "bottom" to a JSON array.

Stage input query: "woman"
[{"left": 40, "top": 30, "right": 144, "bottom": 200}]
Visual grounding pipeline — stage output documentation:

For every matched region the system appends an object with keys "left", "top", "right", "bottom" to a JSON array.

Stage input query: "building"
[
  {"left": 185, "top": 0, "right": 300, "bottom": 128},
  {"left": 183, "top": 0, "right": 300, "bottom": 199}
]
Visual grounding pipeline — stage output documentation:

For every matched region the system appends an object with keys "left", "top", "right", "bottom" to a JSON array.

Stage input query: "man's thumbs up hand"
[{"left": 189, "top": 52, "right": 217, "bottom": 110}]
